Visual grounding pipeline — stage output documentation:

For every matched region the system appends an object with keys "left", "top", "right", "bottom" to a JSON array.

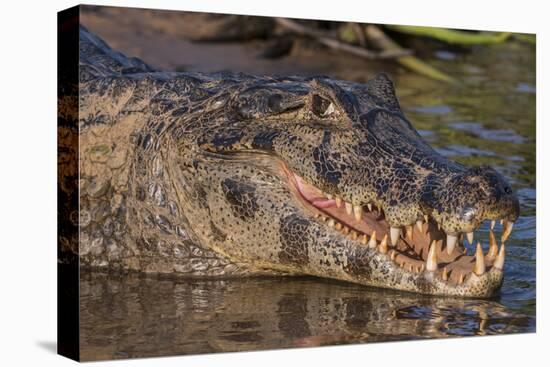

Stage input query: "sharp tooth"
[
  {"left": 368, "top": 231, "right": 377, "bottom": 249},
  {"left": 320, "top": 215, "right": 327, "bottom": 222},
  {"left": 486, "top": 230, "right": 498, "bottom": 261},
  {"left": 446, "top": 234, "right": 458, "bottom": 255},
  {"left": 327, "top": 218, "right": 335, "bottom": 227},
  {"left": 501, "top": 221, "right": 514, "bottom": 242},
  {"left": 367, "top": 203, "right": 372, "bottom": 211},
  {"left": 378, "top": 234, "right": 388, "bottom": 254},
  {"left": 438, "top": 223, "right": 441, "bottom": 231},
  {"left": 442, "top": 267, "right": 448, "bottom": 281},
  {"left": 335, "top": 222, "right": 342, "bottom": 230},
  {"left": 335, "top": 197, "right": 342, "bottom": 208},
  {"left": 345, "top": 202, "right": 353, "bottom": 215},
  {"left": 416, "top": 220, "right": 423, "bottom": 232},
  {"left": 458, "top": 273, "right": 464, "bottom": 284},
  {"left": 466, "top": 231, "right": 474, "bottom": 245},
  {"left": 500, "top": 219, "right": 504, "bottom": 226},
  {"left": 406, "top": 225, "right": 413, "bottom": 241},
  {"left": 426, "top": 240, "right": 438, "bottom": 272},
  {"left": 490, "top": 220, "right": 496, "bottom": 230},
  {"left": 390, "top": 250, "right": 397, "bottom": 261},
  {"left": 342, "top": 226, "right": 350, "bottom": 235},
  {"left": 353, "top": 205, "right": 363, "bottom": 221},
  {"left": 326, "top": 193, "right": 333, "bottom": 200},
  {"left": 494, "top": 243, "right": 505, "bottom": 270},
  {"left": 424, "top": 215, "right": 429, "bottom": 223},
  {"left": 350, "top": 230, "right": 358, "bottom": 240},
  {"left": 419, "top": 264, "right": 425, "bottom": 272},
  {"left": 361, "top": 234, "right": 368, "bottom": 245},
  {"left": 390, "top": 227, "right": 401, "bottom": 246},
  {"left": 474, "top": 242, "right": 486, "bottom": 275}
]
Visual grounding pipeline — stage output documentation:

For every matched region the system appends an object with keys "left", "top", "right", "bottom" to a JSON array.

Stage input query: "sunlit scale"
[{"left": 290, "top": 172, "right": 511, "bottom": 285}]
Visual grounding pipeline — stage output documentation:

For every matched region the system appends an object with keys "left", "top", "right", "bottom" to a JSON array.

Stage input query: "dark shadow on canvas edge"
[{"left": 36, "top": 340, "right": 57, "bottom": 354}]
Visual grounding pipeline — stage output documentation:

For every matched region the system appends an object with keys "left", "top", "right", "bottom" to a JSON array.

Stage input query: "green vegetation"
[
  {"left": 386, "top": 25, "right": 511, "bottom": 45},
  {"left": 286, "top": 19, "right": 534, "bottom": 83}
]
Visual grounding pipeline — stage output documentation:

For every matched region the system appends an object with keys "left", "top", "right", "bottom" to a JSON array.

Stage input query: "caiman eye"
[
  {"left": 504, "top": 186, "right": 512, "bottom": 194},
  {"left": 312, "top": 94, "right": 335, "bottom": 117}
]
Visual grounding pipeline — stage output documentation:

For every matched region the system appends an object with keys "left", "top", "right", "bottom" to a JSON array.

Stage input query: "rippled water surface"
[{"left": 80, "top": 10, "right": 535, "bottom": 361}]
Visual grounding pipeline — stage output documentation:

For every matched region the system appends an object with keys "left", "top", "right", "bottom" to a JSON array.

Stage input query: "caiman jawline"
[{"left": 285, "top": 168, "right": 508, "bottom": 286}]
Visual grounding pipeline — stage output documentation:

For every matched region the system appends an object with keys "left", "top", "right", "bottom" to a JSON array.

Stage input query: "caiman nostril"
[{"left": 462, "top": 207, "right": 476, "bottom": 222}]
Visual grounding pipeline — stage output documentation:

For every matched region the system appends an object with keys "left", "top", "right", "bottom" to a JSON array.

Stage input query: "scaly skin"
[{"left": 58, "top": 26, "right": 519, "bottom": 297}]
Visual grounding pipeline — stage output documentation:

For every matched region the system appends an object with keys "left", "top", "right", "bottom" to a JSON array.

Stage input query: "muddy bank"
[{"left": 81, "top": 6, "right": 392, "bottom": 81}]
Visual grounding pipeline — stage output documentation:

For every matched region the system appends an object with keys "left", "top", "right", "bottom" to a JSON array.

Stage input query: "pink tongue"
[
  {"left": 291, "top": 171, "right": 389, "bottom": 237},
  {"left": 293, "top": 174, "right": 336, "bottom": 208},
  {"left": 311, "top": 198, "right": 336, "bottom": 208}
]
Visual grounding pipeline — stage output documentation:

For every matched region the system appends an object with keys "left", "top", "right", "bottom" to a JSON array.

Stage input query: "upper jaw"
[{"left": 290, "top": 161, "right": 517, "bottom": 252}]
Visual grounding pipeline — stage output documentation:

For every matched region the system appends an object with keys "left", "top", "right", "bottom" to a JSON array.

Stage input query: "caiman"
[{"left": 58, "top": 25, "right": 519, "bottom": 297}]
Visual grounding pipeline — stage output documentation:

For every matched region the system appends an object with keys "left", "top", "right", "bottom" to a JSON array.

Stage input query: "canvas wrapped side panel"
[{"left": 57, "top": 5, "right": 80, "bottom": 362}]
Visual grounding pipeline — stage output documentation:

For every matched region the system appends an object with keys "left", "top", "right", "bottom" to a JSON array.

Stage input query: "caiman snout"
[{"left": 423, "top": 165, "right": 519, "bottom": 250}]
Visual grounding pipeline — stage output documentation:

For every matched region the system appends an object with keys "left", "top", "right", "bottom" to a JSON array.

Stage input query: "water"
[
  {"left": 80, "top": 272, "right": 533, "bottom": 361},
  {"left": 79, "top": 9, "right": 536, "bottom": 361}
]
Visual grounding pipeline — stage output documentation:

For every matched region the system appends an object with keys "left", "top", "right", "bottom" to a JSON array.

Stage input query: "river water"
[{"left": 79, "top": 9, "right": 535, "bottom": 361}]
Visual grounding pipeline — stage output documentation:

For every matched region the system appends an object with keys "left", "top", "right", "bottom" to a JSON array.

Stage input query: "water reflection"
[
  {"left": 447, "top": 122, "right": 527, "bottom": 144},
  {"left": 79, "top": 272, "right": 533, "bottom": 361}
]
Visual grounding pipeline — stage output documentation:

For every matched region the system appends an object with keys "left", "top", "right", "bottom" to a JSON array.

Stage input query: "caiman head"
[{"left": 170, "top": 73, "right": 519, "bottom": 297}]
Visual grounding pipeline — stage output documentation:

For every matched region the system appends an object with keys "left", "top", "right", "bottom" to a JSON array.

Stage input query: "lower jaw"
[
  {"left": 314, "top": 212, "right": 505, "bottom": 297},
  {"left": 343, "top": 261, "right": 504, "bottom": 297}
]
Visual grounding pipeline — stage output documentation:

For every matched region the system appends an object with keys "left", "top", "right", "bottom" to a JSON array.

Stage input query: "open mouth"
[{"left": 283, "top": 166, "right": 509, "bottom": 286}]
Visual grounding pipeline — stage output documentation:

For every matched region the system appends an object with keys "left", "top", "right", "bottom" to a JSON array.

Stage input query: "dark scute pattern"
[
  {"left": 312, "top": 131, "right": 342, "bottom": 186},
  {"left": 251, "top": 130, "right": 280, "bottom": 151},
  {"left": 278, "top": 214, "right": 311, "bottom": 266},
  {"left": 207, "top": 129, "right": 245, "bottom": 148},
  {"left": 365, "top": 73, "right": 401, "bottom": 112},
  {"left": 343, "top": 246, "right": 372, "bottom": 279},
  {"left": 221, "top": 178, "right": 259, "bottom": 221}
]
